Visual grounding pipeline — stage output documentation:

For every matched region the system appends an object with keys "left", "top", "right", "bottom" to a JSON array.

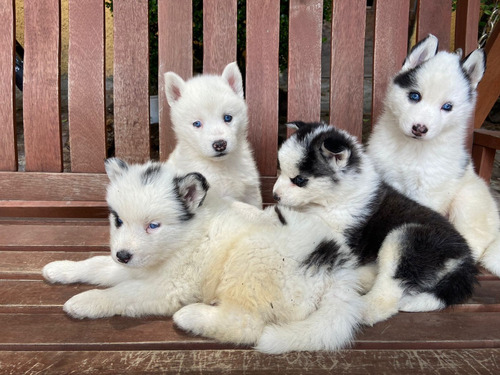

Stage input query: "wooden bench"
[{"left": 1, "top": 0, "right": 500, "bottom": 373}]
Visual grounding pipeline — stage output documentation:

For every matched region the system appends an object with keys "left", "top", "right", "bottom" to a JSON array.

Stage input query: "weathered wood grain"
[
  {"left": 23, "top": 0, "right": 62, "bottom": 172},
  {"left": 455, "top": 0, "right": 481, "bottom": 54},
  {"left": 0, "top": 0, "right": 16, "bottom": 172},
  {"left": 246, "top": 0, "right": 280, "bottom": 176},
  {"left": 158, "top": 0, "right": 192, "bottom": 160},
  {"left": 416, "top": 0, "right": 452, "bottom": 50},
  {"left": 329, "top": 0, "right": 366, "bottom": 139},
  {"left": 68, "top": 0, "right": 106, "bottom": 173},
  {"left": 113, "top": 0, "right": 150, "bottom": 163}
]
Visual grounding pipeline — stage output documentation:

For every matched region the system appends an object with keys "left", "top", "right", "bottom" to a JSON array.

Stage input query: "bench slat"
[
  {"left": 23, "top": 0, "right": 62, "bottom": 172},
  {"left": 203, "top": 0, "right": 237, "bottom": 75},
  {"left": 158, "top": 0, "right": 193, "bottom": 160},
  {"left": 1, "top": 349, "right": 499, "bottom": 375},
  {"left": 113, "top": 0, "right": 150, "bottom": 163},
  {"left": 0, "top": 0, "right": 16, "bottom": 172},
  {"left": 372, "top": 0, "right": 410, "bottom": 124},
  {"left": 416, "top": 0, "right": 452, "bottom": 50},
  {"left": 246, "top": 0, "right": 280, "bottom": 176},
  {"left": 68, "top": 0, "right": 106, "bottom": 173},
  {"left": 329, "top": 0, "right": 366, "bottom": 139},
  {"left": 455, "top": 0, "right": 481, "bottom": 54},
  {"left": 287, "top": 0, "right": 323, "bottom": 133}
]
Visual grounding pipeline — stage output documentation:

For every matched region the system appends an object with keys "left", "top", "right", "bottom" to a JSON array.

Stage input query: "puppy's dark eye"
[
  {"left": 223, "top": 114, "right": 232, "bottom": 123},
  {"left": 193, "top": 120, "right": 202, "bottom": 128},
  {"left": 408, "top": 91, "right": 421, "bottom": 102},
  {"left": 290, "top": 175, "right": 308, "bottom": 187},
  {"left": 441, "top": 102, "right": 453, "bottom": 111}
]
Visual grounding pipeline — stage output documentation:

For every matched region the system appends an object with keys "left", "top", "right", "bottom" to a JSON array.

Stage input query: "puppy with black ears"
[{"left": 274, "top": 121, "right": 478, "bottom": 325}]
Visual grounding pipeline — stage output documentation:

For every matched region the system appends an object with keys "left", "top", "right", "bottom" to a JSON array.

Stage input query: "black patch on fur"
[
  {"left": 106, "top": 158, "right": 129, "bottom": 171},
  {"left": 141, "top": 164, "right": 162, "bottom": 185},
  {"left": 393, "top": 65, "right": 421, "bottom": 89},
  {"left": 290, "top": 122, "right": 361, "bottom": 180},
  {"left": 274, "top": 206, "right": 287, "bottom": 225},
  {"left": 109, "top": 208, "right": 123, "bottom": 228},
  {"left": 302, "top": 239, "right": 348, "bottom": 272}
]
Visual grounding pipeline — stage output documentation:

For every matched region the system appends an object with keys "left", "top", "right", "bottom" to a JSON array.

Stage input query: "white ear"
[
  {"left": 320, "top": 140, "right": 351, "bottom": 170},
  {"left": 402, "top": 34, "right": 439, "bottom": 71},
  {"left": 455, "top": 48, "right": 463, "bottom": 59},
  {"left": 286, "top": 122, "right": 300, "bottom": 130},
  {"left": 462, "top": 49, "right": 486, "bottom": 89},
  {"left": 164, "top": 72, "right": 186, "bottom": 105},
  {"left": 175, "top": 172, "right": 210, "bottom": 214},
  {"left": 105, "top": 158, "right": 129, "bottom": 183},
  {"left": 221, "top": 62, "right": 244, "bottom": 98}
]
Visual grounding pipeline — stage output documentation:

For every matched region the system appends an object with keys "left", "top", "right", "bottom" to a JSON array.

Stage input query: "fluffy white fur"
[
  {"left": 367, "top": 34, "right": 500, "bottom": 276},
  {"left": 43, "top": 158, "right": 363, "bottom": 354},
  {"left": 164, "top": 62, "right": 262, "bottom": 208}
]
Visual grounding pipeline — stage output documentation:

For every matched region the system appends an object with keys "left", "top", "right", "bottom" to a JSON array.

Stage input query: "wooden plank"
[
  {"left": 287, "top": 0, "right": 323, "bottom": 135},
  {"left": 23, "top": 0, "right": 62, "bottom": 172},
  {"left": 329, "top": 0, "right": 366, "bottom": 139},
  {"left": 245, "top": 0, "right": 280, "bottom": 176},
  {"left": 202, "top": 0, "right": 237, "bottom": 75},
  {"left": 455, "top": 0, "right": 480, "bottom": 54},
  {"left": 372, "top": 0, "right": 410, "bottom": 125},
  {"left": 416, "top": 0, "right": 452, "bottom": 50},
  {"left": 68, "top": 0, "right": 106, "bottom": 173},
  {"left": 0, "top": 201, "right": 108, "bottom": 219},
  {"left": 158, "top": 0, "right": 192, "bottom": 160},
  {"left": 0, "top": 251, "right": 108, "bottom": 280},
  {"left": 0, "top": 349, "right": 499, "bottom": 375},
  {"left": 474, "top": 24, "right": 500, "bottom": 129},
  {"left": 113, "top": 0, "right": 150, "bottom": 163},
  {"left": 0, "top": 0, "right": 16, "bottom": 171}
]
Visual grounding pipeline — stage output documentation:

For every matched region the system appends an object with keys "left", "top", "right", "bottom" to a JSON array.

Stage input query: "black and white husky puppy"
[{"left": 273, "top": 121, "right": 478, "bottom": 325}]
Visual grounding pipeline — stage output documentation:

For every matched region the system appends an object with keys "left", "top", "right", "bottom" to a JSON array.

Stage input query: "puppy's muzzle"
[{"left": 116, "top": 250, "right": 132, "bottom": 264}]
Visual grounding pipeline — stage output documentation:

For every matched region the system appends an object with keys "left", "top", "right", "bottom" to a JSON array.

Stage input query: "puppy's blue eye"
[
  {"left": 441, "top": 103, "right": 453, "bottom": 111},
  {"left": 115, "top": 217, "right": 123, "bottom": 228},
  {"left": 148, "top": 222, "right": 160, "bottom": 230},
  {"left": 224, "top": 114, "right": 232, "bottom": 123},
  {"left": 408, "top": 92, "right": 421, "bottom": 102},
  {"left": 290, "top": 175, "right": 308, "bottom": 187},
  {"left": 193, "top": 121, "right": 202, "bottom": 128}
]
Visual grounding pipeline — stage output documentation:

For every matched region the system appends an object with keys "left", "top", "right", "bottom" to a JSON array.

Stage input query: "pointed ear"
[
  {"left": 320, "top": 139, "right": 351, "bottom": 170},
  {"left": 286, "top": 121, "right": 307, "bottom": 130},
  {"left": 175, "top": 172, "right": 210, "bottom": 215},
  {"left": 105, "top": 158, "right": 129, "bottom": 183},
  {"left": 222, "top": 62, "right": 244, "bottom": 98},
  {"left": 164, "top": 71, "right": 186, "bottom": 105},
  {"left": 455, "top": 48, "right": 463, "bottom": 59},
  {"left": 402, "top": 34, "right": 439, "bottom": 71},
  {"left": 462, "top": 49, "right": 486, "bottom": 89}
]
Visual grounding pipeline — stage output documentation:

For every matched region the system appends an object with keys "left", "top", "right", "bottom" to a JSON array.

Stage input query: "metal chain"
[{"left": 478, "top": 1, "right": 500, "bottom": 48}]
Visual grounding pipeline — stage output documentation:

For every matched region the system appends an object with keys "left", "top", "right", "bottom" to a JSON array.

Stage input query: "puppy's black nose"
[
  {"left": 273, "top": 194, "right": 281, "bottom": 202},
  {"left": 116, "top": 250, "right": 132, "bottom": 264},
  {"left": 412, "top": 124, "right": 428, "bottom": 137},
  {"left": 212, "top": 140, "right": 227, "bottom": 152}
]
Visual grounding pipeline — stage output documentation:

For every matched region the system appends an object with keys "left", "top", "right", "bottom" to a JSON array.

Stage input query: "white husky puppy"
[
  {"left": 367, "top": 34, "right": 500, "bottom": 276},
  {"left": 273, "top": 122, "right": 477, "bottom": 325},
  {"left": 164, "top": 62, "right": 262, "bottom": 207},
  {"left": 43, "top": 158, "right": 363, "bottom": 354}
]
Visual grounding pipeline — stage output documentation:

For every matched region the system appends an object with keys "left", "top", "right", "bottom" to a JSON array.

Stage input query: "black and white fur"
[
  {"left": 367, "top": 34, "right": 500, "bottom": 276},
  {"left": 43, "top": 158, "right": 363, "bottom": 354},
  {"left": 273, "top": 122, "right": 478, "bottom": 325}
]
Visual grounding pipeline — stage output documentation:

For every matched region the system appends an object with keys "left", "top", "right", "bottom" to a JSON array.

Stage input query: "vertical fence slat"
[
  {"left": 68, "top": 0, "right": 106, "bottom": 172},
  {"left": 113, "top": 0, "right": 150, "bottom": 163},
  {"left": 287, "top": 0, "right": 323, "bottom": 134},
  {"left": 372, "top": 0, "right": 410, "bottom": 125},
  {"left": 158, "top": 0, "right": 192, "bottom": 161},
  {"left": 455, "top": 0, "right": 480, "bottom": 54},
  {"left": 23, "top": 0, "right": 62, "bottom": 172},
  {"left": 416, "top": 0, "right": 452, "bottom": 50},
  {"left": 203, "top": 0, "right": 237, "bottom": 75},
  {"left": 0, "top": 0, "right": 16, "bottom": 171},
  {"left": 329, "top": 0, "right": 366, "bottom": 140},
  {"left": 246, "top": 0, "right": 280, "bottom": 177}
]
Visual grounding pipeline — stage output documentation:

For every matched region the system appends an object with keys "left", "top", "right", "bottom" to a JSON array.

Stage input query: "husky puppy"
[
  {"left": 367, "top": 34, "right": 500, "bottom": 276},
  {"left": 273, "top": 122, "right": 477, "bottom": 325},
  {"left": 164, "top": 62, "right": 262, "bottom": 208},
  {"left": 43, "top": 158, "right": 363, "bottom": 354}
]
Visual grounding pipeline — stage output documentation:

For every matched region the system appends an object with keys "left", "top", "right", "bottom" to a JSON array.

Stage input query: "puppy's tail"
[{"left": 255, "top": 272, "right": 363, "bottom": 354}]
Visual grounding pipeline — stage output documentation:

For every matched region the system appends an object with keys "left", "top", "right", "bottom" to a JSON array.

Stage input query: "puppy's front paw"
[
  {"left": 63, "top": 290, "right": 115, "bottom": 319},
  {"left": 361, "top": 294, "right": 397, "bottom": 326},
  {"left": 43, "top": 260, "right": 80, "bottom": 284},
  {"left": 173, "top": 303, "right": 214, "bottom": 336}
]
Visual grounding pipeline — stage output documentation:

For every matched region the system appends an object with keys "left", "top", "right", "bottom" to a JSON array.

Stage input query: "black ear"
[
  {"left": 286, "top": 121, "right": 307, "bottom": 130},
  {"left": 320, "top": 138, "right": 351, "bottom": 170},
  {"left": 175, "top": 173, "right": 210, "bottom": 216},
  {"left": 105, "top": 158, "right": 129, "bottom": 183}
]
